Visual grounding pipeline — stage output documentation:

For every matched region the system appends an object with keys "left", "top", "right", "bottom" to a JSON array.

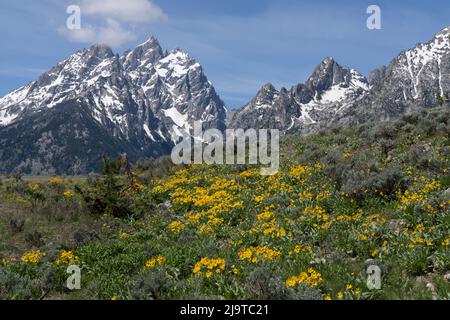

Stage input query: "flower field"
[{"left": 0, "top": 108, "right": 449, "bottom": 300}]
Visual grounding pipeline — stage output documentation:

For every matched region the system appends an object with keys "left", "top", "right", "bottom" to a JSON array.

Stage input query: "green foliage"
[
  {"left": 245, "top": 264, "right": 296, "bottom": 300},
  {"left": 0, "top": 107, "right": 449, "bottom": 300},
  {"left": 77, "top": 239, "right": 148, "bottom": 298},
  {"left": 128, "top": 269, "right": 174, "bottom": 300},
  {"left": 76, "top": 157, "right": 155, "bottom": 218}
]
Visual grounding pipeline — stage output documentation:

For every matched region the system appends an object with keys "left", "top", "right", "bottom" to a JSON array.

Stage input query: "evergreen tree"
[{"left": 436, "top": 94, "right": 444, "bottom": 106}]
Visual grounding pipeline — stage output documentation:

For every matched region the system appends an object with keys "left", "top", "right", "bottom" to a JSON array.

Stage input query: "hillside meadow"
[{"left": 0, "top": 108, "right": 449, "bottom": 300}]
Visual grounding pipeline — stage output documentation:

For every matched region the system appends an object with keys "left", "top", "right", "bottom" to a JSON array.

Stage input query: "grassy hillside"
[{"left": 0, "top": 108, "right": 449, "bottom": 300}]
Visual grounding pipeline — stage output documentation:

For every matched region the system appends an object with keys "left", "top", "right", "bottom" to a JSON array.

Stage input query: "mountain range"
[
  {"left": 231, "top": 26, "right": 450, "bottom": 133},
  {"left": 0, "top": 26, "right": 449, "bottom": 174},
  {"left": 0, "top": 37, "right": 226, "bottom": 174}
]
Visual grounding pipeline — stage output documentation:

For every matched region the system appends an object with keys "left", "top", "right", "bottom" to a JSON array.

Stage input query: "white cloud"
[
  {"left": 59, "top": 0, "right": 167, "bottom": 47},
  {"left": 80, "top": 0, "right": 167, "bottom": 23},
  {"left": 60, "top": 18, "right": 137, "bottom": 48}
]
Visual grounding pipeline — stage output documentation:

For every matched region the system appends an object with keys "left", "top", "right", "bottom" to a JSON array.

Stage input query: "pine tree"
[{"left": 436, "top": 94, "right": 444, "bottom": 106}]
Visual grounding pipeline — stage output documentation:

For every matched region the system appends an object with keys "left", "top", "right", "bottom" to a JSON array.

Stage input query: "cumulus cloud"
[
  {"left": 60, "top": 0, "right": 166, "bottom": 47},
  {"left": 80, "top": 0, "right": 167, "bottom": 23},
  {"left": 60, "top": 18, "right": 137, "bottom": 48}
]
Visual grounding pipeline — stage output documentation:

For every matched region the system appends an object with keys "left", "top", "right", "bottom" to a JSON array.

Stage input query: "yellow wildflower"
[
  {"left": 21, "top": 250, "right": 45, "bottom": 264},
  {"left": 49, "top": 177, "right": 63, "bottom": 184},
  {"left": 192, "top": 257, "right": 226, "bottom": 277},
  {"left": 238, "top": 246, "right": 281, "bottom": 263},
  {"left": 371, "top": 249, "right": 379, "bottom": 257},
  {"left": 118, "top": 232, "right": 129, "bottom": 239},
  {"left": 0, "top": 257, "right": 17, "bottom": 265},
  {"left": 285, "top": 268, "right": 323, "bottom": 288},
  {"left": 55, "top": 250, "right": 80, "bottom": 265},
  {"left": 145, "top": 255, "right": 165, "bottom": 270},
  {"left": 168, "top": 221, "right": 185, "bottom": 233},
  {"left": 63, "top": 191, "right": 74, "bottom": 197}
]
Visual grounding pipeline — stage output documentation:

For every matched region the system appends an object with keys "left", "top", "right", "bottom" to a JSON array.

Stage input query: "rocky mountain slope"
[
  {"left": 338, "top": 26, "right": 450, "bottom": 126},
  {"left": 231, "top": 26, "right": 450, "bottom": 133},
  {"left": 231, "top": 57, "right": 369, "bottom": 133},
  {"left": 0, "top": 37, "right": 226, "bottom": 174},
  {"left": 1, "top": 26, "right": 449, "bottom": 174}
]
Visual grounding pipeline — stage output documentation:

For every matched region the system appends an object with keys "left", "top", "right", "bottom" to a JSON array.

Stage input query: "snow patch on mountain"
[
  {"left": 0, "top": 37, "right": 226, "bottom": 149},
  {"left": 163, "top": 107, "right": 189, "bottom": 128},
  {"left": 231, "top": 57, "right": 369, "bottom": 132}
]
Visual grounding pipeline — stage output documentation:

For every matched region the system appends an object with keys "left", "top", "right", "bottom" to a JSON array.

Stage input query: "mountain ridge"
[
  {"left": 230, "top": 57, "right": 370, "bottom": 133},
  {"left": 1, "top": 26, "right": 450, "bottom": 174},
  {"left": 0, "top": 37, "right": 226, "bottom": 174},
  {"left": 231, "top": 26, "right": 450, "bottom": 134}
]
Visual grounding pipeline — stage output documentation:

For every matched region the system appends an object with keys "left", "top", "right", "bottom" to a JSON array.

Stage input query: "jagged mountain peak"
[
  {"left": 121, "top": 36, "right": 165, "bottom": 71},
  {"left": 434, "top": 25, "right": 450, "bottom": 38},
  {"left": 395, "top": 25, "right": 450, "bottom": 69},
  {"left": 250, "top": 83, "right": 277, "bottom": 99},
  {"left": 50, "top": 44, "right": 118, "bottom": 80},
  {"left": 231, "top": 59, "right": 370, "bottom": 132},
  {"left": 253, "top": 83, "right": 277, "bottom": 99},
  {"left": 86, "top": 43, "right": 115, "bottom": 57},
  {"left": 389, "top": 26, "right": 450, "bottom": 66},
  {"left": 321, "top": 56, "right": 336, "bottom": 65},
  {"left": 135, "top": 36, "right": 164, "bottom": 55},
  {"left": 152, "top": 49, "right": 202, "bottom": 82},
  {"left": 142, "top": 35, "right": 160, "bottom": 46},
  {"left": 306, "top": 57, "right": 340, "bottom": 91},
  {"left": 247, "top": 83, "right": 278, "bottom": 109},
  {"left": 0, "top": 36, "right": 227, "bottom": 173},
  {"left": 60, "top": 44, "right": 117, "bottom": 72},
  {"left": 171, "top": 47, "right": 188, "bottom": 54},
  {"left": 164, "top": 48, "right": 193, "bottom": 64},
  {"left": 336, "top": 25, "right": 450, "bottom": 125},
  {"left": 314, "top": 25, "right": 450, "bottom": 128},
  {"left": 261, "top": 83, "right": 276, "bottom": 91},
  {"left": 306, "top": 58, "right": 368, "bottom": 95}
]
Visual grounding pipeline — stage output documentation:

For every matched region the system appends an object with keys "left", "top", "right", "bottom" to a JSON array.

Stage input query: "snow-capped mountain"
[
  {"left": 120, "top": 37, "right": 226, "bottom": 140},
  {"left": 1, "top": 26, "right": 449, "bottom": 174},
  {"left": 231, "top": 26, "right": 450, "bottom": 133},
  {"left": 0, "top": 37, "right": 226, "bottom": 174},
  {"left": 230, "top": 57, "right": 369, "bottom": 133}
]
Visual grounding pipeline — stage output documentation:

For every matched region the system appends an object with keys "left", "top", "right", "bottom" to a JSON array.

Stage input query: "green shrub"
[
  {"left": 246, "top": 264, "right": 296, "bottom": 300},
  {"left": 128, "top": 269, "right": 174, "bottom": 300}
]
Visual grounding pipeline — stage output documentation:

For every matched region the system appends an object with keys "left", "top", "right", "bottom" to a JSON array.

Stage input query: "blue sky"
[{"left": 0, "top": 0, "right": 449, "bottom": 108}]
